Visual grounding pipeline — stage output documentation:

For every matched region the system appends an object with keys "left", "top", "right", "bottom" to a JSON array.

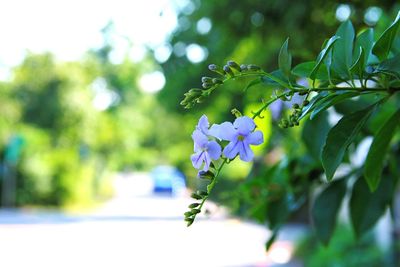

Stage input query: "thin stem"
[
  {"left": 252, "top": 91, "right": 292, "bottom": 119},
  {"left": 191, "top": 159, "right": 227, "bottom": 223}
]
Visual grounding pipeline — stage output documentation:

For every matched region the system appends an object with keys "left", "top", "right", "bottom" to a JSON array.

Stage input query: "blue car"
[{"left": 150, "top": 165, "right": 186, "bottom": 196}]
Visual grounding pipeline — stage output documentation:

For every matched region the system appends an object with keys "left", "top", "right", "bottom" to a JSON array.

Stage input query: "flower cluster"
[
  {"left": 190, "top": 115, "right": 264, "bottom": 174},
  {"left": 185, "top": 114, "right": 264, "bottom": 226}
]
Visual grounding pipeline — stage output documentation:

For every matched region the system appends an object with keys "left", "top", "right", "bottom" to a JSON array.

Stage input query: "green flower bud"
[
  {"left": 227, "top": 60, "right": 241, "bottom": 72},
  {"left": 184, "top": 211, "right": 193, "bottom": 217},
  {"left": 208, "top": 64, "right": 226, "bottom": 76},
  {"left": 187, "top": 88, "right": 202, "bottom": 97},
  {"left": 303, "top": 100, "right": 310, "bottom": 106},
  {"left": 196, "top": 96, "right": 206, "bottom": 103},
  {"left": 191, "top": 192, "right": 203, "bottom": 200},
  {"left": 198, "top": 170, "right": 214, "bottom": 180},
  {"left": 247, "top": 64, "right": 261, "bottom": 71},
  {"left": 184, "top": 103, "right": 194, "bottom": 109},
  {"left": 186, "top": 219, "right": 194, "bottom": 227},
  {"left": 191, "top": 209, "right": 201, "bottom": 214},
  {"left": 279, "top": 118, "right": 289, "bottom": 128},
  {"left": 189, "top": 203, "right": 200, "bottom": 209},
  {"left": 202, "top": 82, "right": 213, "bottom": 89},
  {"left": 240, "top": 64, "right": 248, "bottom": 71},
  {"left": 293, "top": 103, "right": 300, "bottom": 109},
  {"left": 231, "top": 108, "right": 242, "bottom": 118},
  {"left": 180, "top": 99, "right": 188, "bottom": 106},
  {"left": 201, "top": 76, "right": 213, "bottom": 83},
  {"left": 197, "top": 190, "right": 208, "bottom": 197},
  {"left": 298, "top": 91, "right": 307, "bottom": 96},
  {"left": 223, "top": 65, "right": 234, "bottom": 77},
  {"left": 212, "top": 78, "right": 223, "bottom": 85}
]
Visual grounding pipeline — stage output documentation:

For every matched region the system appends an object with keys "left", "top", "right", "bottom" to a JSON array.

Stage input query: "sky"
[{"left": 0, "top": 0, "right": 187, "bottom": 82}]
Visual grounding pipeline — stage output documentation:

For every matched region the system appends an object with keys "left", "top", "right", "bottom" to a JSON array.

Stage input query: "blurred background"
[{"left": 0, "top": 0, "right": 399, "bottom": 266}]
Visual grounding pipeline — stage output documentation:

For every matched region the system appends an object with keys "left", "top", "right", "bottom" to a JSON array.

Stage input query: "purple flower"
[
  {"left": 211, "top": 116, "right": 263, "bottom": 162},
  {"left": 190, "top": 115, "right": 222, "bottom": 172}
]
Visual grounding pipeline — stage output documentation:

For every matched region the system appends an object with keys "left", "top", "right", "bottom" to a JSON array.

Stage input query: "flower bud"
[
  {"left": 240, "top": 64, "right": 248, "bottom": 71},
  {"left": 279, "top": 118, "right": 289, "bottom": 128},
  {"left": 186, "top": 219, "right": 194, "bottom": 227},
  {"left": 223, "top": 65, "right": 234, "bottom": 77},
  {"left": 196, "top": 96, "right": 206, "bottom": 103},
  {"left": 212, "top": 78, "right": 223, "bottom": 85},
  {"left": 189, "top": 203, "right": 200, "bottom": 209},
  {"left": 191, "top": 209, "right": 201, "bottom": 214},
  {"left": 202, "top": 82, "right": 213, "bottom": 89},
  {"left": 180, "top": 99, "right": 188, "bottom": 106},
  {"left": 201, "top": 76, "right": 213, "bottom": 83},
  {"left": 231, "top": 108, "right": 242, "bottom": 118},
  {"left": 247, "top": 64, "right": 261, "bottom": 71},
  {"left": 187, "top": 88, "right": 202, "bottom": 97},
  {"left": 227, "top": 60, "right": 241, "bottom": 72},
  {"left": 302, "top": 100, "right": 310, "bottom": 106},
  {"left": 293, "top": 103, "right": 300, "bottom": 109},
  {"left": 208, "top": 64, "right": 226, "bottom": 76},
  {"left": 197, "top": 190, "right": 208, "bottom": 197},
  {"left": 184, "top": 102, "right": 194, "bottom": 109},
  {"left": 191, "top": 192, "right": 203, "bottom": 200},
  {"left": 198, "top": 170, "right": 214, "bottom": 180},
  {"left": 184, "top": 211, "right": 193, "bottom": 217}
]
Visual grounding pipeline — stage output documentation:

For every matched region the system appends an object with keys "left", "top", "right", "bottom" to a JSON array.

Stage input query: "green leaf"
[
  {"left": 375, "top": 53, "right": 400, "bottom": 78},
  {"left": 312, "top": 178, "right": 347, "bottom": 245},
  {"left": 349, "top": 47, "right": 365, "bottom": 78},
  {"left": 261, "top": 70, "right": 290, "bottom": 88},
  {"left": 332, "top": 20, "right": 355, "bottom": 79},
  {"left": 364, "top": 108, "right": 400, "bottom": 191},
  {"left": 278, "top": 38, "right": 292, "bottom": 78},
  {"left": 310, "top": 36, "right": 340, "bottom": 80},
  {"left": 353, "top": 28, "right": 374, "bottom": 65},
  {"left": 372, "top": 11, "right": 400, "bottom": 61},
  {"left": 302, "top": 111, "right": 330, "bottom": 160},
  {"left": 350, "top": 175, "right": 393, "bottom": 238},
  {"left": 321, "top": 103, "right": 376, "bottom": 180},
  {"left": 310, "top": 91, "right": 359, "bottom": 119},
  {"left": 292, "top": 61, "right": 328, "bottom": 80}
]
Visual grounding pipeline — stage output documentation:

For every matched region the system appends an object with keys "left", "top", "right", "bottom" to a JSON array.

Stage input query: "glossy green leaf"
[
  {"left": 279, "top": 38, "right": 292, "bottom": 78},
  {"left": 261, "top": 70, "right": 290, "bottom": 88},
  {"left": 353, "top": 28, "right": 374, "bottom": 65},
  {"left": 292, "top": 61, "right": 328, "bottom": 80},
  {"left": 322, "top": 104, "right": 376, "bottom": 181},
  {"left": 372, "top": 11, "right": 400, "bottom": 61},
  {"left": 350, "top": 175, "right": 393, "bottom": 238},
  {"left": 310, "top": 36, "right": 340, "bottom": 80},
  {"left": 332, "top": 20, "right": 355, "bottom": 79},
  {"left": 376, "top": 53, "right": 400, "bottom": 77},
  {"left": 364, "top": 108, "right": 400, "bottom": 191},
  {"left": 312, "top": 178, "right": 347, "bottom": 245},
  {"left": 302, "top": 111, "right": 330, "bottom": 160},
  {"left": 310, "top": 91, "right": 359, "bottom": 120},
  {"left": 349, "top": 47, "right": 365, "bottom": 77}
]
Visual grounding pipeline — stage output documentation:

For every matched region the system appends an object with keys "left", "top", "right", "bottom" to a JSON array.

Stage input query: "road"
[{"left": 0, "top": 173, "right": 302, "bottom": 267}]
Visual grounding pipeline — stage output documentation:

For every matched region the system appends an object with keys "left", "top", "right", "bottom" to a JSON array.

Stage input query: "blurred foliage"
[
  {"left": 0, "top": 24, "right": 192, "bottom": 207},
  {"left": 295, "top": 225, "right": 391, "bottom": 267}
]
